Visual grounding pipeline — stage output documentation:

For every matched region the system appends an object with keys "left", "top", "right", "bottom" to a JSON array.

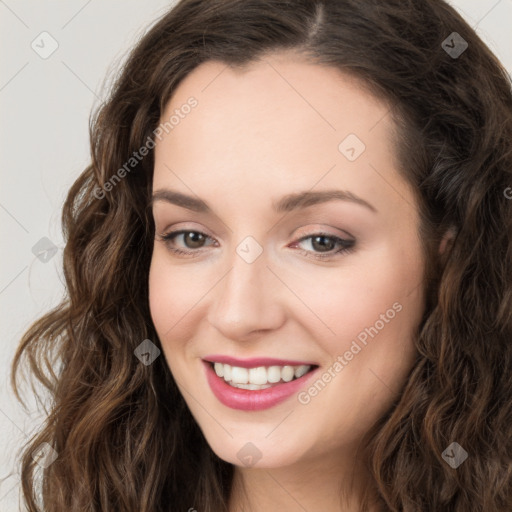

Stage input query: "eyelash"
[{"left": 157, "top": 229, "right": 355, "bottom": 260}]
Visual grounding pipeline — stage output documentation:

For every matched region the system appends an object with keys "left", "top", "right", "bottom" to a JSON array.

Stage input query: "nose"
[{"left": 207, "top": 243, "right": 286, "bottom": 341}]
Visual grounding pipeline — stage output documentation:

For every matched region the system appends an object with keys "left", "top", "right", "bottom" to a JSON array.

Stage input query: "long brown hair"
[{"left": 11, "top": 0, "right": 512, "bottom": 510}]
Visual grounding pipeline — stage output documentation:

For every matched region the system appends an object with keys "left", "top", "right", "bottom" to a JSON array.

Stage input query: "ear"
[{"left": 438, "top": 226, "right": 457, "bottom": 255}]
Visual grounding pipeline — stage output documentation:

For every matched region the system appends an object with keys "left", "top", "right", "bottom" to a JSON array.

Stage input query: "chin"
[{"left": 203, "top": 431, "right": 312, "bottom": 469}]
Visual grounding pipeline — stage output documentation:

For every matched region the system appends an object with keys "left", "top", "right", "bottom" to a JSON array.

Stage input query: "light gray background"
[{"left": 1, "top": 0, "right": 511, "bottom": 509}]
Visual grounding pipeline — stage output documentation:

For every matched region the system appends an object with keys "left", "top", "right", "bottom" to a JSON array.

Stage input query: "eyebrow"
[{"left": 150, "top": 188, "right": 377, "bottom": 214}]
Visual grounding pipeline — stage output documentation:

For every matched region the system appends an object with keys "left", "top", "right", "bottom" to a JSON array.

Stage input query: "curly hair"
[{"left": 11, "top": 0, "right": 512, "bottom": 510}]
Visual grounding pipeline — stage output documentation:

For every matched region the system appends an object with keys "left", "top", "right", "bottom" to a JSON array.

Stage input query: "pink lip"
[
  {"left": 202, "top": 360, "right": 320, "bottom": 411},
  {"left": 203, "top": 354, "right": 317, "bottom": 368}
]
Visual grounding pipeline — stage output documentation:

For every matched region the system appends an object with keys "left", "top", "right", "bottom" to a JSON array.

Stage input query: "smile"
[
  {"left": 202, "top": 358, "right": 319, "bottom": 411},
  {"left": 211, "top": 361, "right": 313, "bottom": 389}
]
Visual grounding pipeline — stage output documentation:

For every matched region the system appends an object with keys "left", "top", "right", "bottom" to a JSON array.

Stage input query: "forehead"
[
  {"left": 152, "top": 53, "right": 414, "bottom": 222},
  {"left": 159, "top": 53, "right": 392, "bottom": 147}
]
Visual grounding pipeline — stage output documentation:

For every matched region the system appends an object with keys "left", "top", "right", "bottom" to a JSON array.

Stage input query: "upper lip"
[{"left": 203, "top": 355, "right": 318, "bottom": 368}]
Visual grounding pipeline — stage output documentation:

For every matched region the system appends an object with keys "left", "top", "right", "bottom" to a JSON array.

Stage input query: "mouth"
[
  {"left": 202, "top": 358, "right": 320, "bottom": 411},
  {"left": 204, "top": 359, "right": 319, "bottom": 390}
]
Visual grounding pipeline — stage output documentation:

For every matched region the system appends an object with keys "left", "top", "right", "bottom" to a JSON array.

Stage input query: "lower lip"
[{"left": 203, "top": 360, "right": 319, "bottom": 411}]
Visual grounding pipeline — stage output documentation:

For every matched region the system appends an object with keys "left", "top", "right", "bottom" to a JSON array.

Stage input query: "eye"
[
  {"left": 290, "top": 232, "right": 355, "bottom": 260},
  {"left": 156, "top": 229, "right": 355, "bottom": 260},
  {"left": 157, "top": 229, "right": 216, "bottom": 256}
]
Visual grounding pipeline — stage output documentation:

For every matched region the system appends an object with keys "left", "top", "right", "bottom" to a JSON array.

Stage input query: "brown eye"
[
  {"left": 181, "top": 231, "right": 207, "bottom": 249},
  {"left": 310, "top": 235, "right": 337, "bottom": 252},
  {"left": 158, "top": 230, "right": 215, "bottom": 256},
  {"left": 292, "top": 233, "right": 355, "bottom": 260}
]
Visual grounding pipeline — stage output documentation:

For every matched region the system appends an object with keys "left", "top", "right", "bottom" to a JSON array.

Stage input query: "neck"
[{"left": 227, "top": 447, "right": 384, "bottom": 512}]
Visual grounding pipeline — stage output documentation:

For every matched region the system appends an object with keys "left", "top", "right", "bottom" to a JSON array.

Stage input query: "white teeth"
[
  {"left": 212, "top": 362, "right": 313, "bottom": 386},
  {"left": 294, "top": 365, "right": 310, "bottom": 378},
  {"left": 214, "top": 362, "right": 224, "bottom": 377},
  {"left": 281, "top": 365, "right": 294, "bottom": 382},
  {"left": 230, "top": 382, "right": 273, "bottom": 390},
  {"left": 231, "top": 366, "right": 249, "bottom": 384},
  {"left": 248, "top": 366, "right": 268, "bottom": 385},
  {"left": 267, "top": 366, "right": 282, "bottom": 383}
]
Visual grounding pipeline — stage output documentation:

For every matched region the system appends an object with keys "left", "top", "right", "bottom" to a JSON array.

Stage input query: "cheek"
[
  {"left": 148, "top": 253, "right": 192, "bottom": 341},
  {"left": 298, "top": 245, "right": 424, "bottom": 359},
  {"left": 148, "top": 255, "right": 194, "bottom": 376},
  {"left": 148, "top": 250, "right": 213, "bottom": 363}
]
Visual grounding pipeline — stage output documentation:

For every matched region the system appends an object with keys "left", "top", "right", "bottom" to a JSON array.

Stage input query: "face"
[{"left": 149, "top": 52, "right": 426, "bottom": 469}]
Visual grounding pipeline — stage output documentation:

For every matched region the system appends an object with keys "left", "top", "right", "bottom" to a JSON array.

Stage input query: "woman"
[{"left": 11, "top": 0, "right": 512, "bottom": 510}]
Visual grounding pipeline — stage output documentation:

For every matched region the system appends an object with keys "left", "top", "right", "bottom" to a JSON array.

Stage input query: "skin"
[{"left": 149, "top": 51, "right": 430, "bottom": 511}]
